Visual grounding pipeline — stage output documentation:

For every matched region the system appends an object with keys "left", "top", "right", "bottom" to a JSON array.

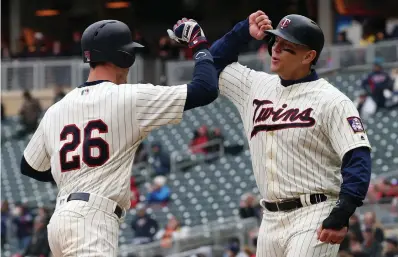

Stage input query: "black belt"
[
  {"left": 262, "top": 194, "right": 327, "bottom": 212},
  {"left": 67, "top": 193, "right": 123, "bottom": 218}
]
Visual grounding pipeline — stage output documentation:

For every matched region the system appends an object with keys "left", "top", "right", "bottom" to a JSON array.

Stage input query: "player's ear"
[{"left": 302, "top": 50, "right": 316, "bottom": 65}]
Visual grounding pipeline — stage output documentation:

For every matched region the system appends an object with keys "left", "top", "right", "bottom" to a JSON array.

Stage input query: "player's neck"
[
  {"left": 87, "top": 67, "right": 117, "bottom": 84},
  {"left": 279, "top": 69, "right": 318, "bottom": 87},
  {"left": 279, "top": 68, "right": 312, "bottom": 81}
]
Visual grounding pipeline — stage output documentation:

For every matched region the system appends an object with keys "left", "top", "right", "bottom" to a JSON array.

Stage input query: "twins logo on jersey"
[{"left": 251, "top": 99, "right": 315, "bottom": 138}]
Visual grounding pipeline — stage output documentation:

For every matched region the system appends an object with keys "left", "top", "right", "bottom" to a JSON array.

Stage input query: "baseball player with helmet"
[
  {"left": 21, "top": 19, "right": 217, "bottom": 256},
  {"left": 209, "top": 11, "right": 372, "bottom": 257}
]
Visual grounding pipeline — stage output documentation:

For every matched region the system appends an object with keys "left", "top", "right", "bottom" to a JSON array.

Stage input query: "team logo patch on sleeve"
[{"left": 347, "top": 116, "right": 365, "bottom": 133}]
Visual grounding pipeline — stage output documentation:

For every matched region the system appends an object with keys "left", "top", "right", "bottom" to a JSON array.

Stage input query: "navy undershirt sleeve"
[
  {"left": 209, "top": 18, "right": 252, "bottom": 76},
  {"left": 184, "top": 48, "right": 219, "bottom": 111},
  {"left": 340, "top": 146, "right": 372, "bottom": 206},
  {"left": 21, "top": 156, "right": 55, "bottom": 182}
]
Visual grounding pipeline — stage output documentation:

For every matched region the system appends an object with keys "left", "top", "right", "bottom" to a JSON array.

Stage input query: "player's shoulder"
[
  {"left": 312, "top": 78, "right": 352, "bottom": 101},
  {"left": 312, "top": 78, "right": 356, "bottom": 113}
]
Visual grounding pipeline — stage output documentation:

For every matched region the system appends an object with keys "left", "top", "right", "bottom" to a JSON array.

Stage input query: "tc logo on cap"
[
  {"left": 279, "top": 18, "right": 291, "bottom": 29},
  {"left": 84, "top": 51, "right": 91, "bottom": 62}
]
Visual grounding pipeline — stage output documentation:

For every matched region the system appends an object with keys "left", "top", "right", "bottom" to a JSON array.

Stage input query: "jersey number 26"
[{"left": 59, "top": 119, "right": 110, "bottom": 172}]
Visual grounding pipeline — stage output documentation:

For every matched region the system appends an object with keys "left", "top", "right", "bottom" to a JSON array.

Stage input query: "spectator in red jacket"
[
  {"left": 190, "top": 125, "right": 209, "bottom": 154},
  {"left": 130, "top": 177, "right": 140, "bottom": 209}
]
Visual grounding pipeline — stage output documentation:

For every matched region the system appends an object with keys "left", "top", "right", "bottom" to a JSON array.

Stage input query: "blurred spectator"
[
  {"left": 363, "top": 211, "right": 384, "bottom": 243},
  {"left": 367, "top": 179, "right": 398, "bottom": 204},
  {"left": 69, "top": 31, "right": 81, "bottom": 56},
  {"left": 225, "top": 237, "right": 249, "bottom": 257},
  {"left": 1, "top": 40, "right": 11, "bottom": 59},
  {"left": 35, "top": 207, "right": 49, "bottom": 225},
  {"left": 53, "top": 86, "right": 66, "bottom": 104},
  {"left": 362, "top": 228, "right": 383, "bottom": 257},
  {"left": 13, "top": 90, "right": 42, "bottom": 140},
  {"left": 375, "top": 32, "right": 386, "bottom": 43},
  {"left": 362, "top": 59, "right": 394, "bottom": 110},
  {"left": 355, "top": 90, "right": 377, "bottom": 120},
  {"left": 239, "top": 193, "right": 260, "bottom": 221},
  {"left": 134, "top": 142, "right": 149, "bottom": 165},
  {"left": 349, "top": 214, "right": 364, "bottom": 243},
  {"left": 251, "top": 237, "right": 258, "bottom": 257},
  {"left": 51, "top": 40, "right": 65, "bottom": 57},
  {"left": 1, "top": 201, "right": 10, "bottom": 250},
  {"left": 133, "top": 31, "right": 151, "bottom": 56},
  {"left": 150, "top": 143, "right": 170, "bottom": 176},
  {"left": 224, "top": 242, "right": 241, "bottom": 257},
  {"left": 391, "top": 68, "right": 398, "bottom": 91},
  {"left": 131, "top": 204, "right": 159, "bottom": 245},
  {"left": 384, "top": 236, "right": 398, "bottom": 257},
  {"left": 206, "top": 127, "right": 224, "bottom": 153},
  {"left": 12, "top": 203, "right": 34, "bottom": 251},
  {"left": 1, "top": 102, "right": 5, "bottom": 121},
  {"left": 146, "top": 176, "right": 171, "bottom": 205},
  {"left": 158, "top": 36, "right": 179, "bottom": 83},
  {"left": 16, "top": 36, "right": 29, "bottom": 58},
  {"left": 23, "top": 216, "right": 50, "bottom": 257},
  {"left": 243, "top": 246, "right": 255, "bottom": 257},
  {"left": 349, "top": 235, "right": 367, "bottom": 256},
  {"left": 156, "top": 215, "right": 189, "bottom": 248},
  {"left": 130, "top": 177, "right": 140, "bottom": 209},
  {"left": 158, "top": 37, "right": 173, "bottom": 60},
  {"left": 360, "top": 32, "right": 376, "bottom": 46},
  {"left": 190, "top": 125, "right": 209, "bottom": 154},
  {"left": 336, "top": 31, "right": 352, "bottom": 45},
  {"left": 29, "top": 32, "right": 48, "bottom": 58}
]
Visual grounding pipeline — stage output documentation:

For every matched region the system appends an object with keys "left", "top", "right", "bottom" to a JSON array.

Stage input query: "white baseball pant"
[
  {"left": 256, "top": 196, "right": 340, "bottom": 257},
  {"left": 47, "top": 193, "right": 125, "bottom": 257}
]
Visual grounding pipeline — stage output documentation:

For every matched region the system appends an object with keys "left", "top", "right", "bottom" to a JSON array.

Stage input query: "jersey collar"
[
  {"left": 78, "top": 80, "right": 111, "bottom": 88},
  {"left": 280, "top": 69, "right": 319, "bottom": 87}
]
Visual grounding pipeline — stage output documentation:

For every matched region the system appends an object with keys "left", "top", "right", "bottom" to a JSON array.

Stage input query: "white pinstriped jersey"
[
  {"left": 23, "top": 82, "right": 187, "bottom": 209},
  {"left": 219, "top": 63, "right": 371, "bottom": 201}
]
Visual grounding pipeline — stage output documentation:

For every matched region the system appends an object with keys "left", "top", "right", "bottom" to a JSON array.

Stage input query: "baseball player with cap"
[
  {"left": 21, "top": 19, "right": 218, "bottom": 256},
  {"left": 209, "top": 11, "right": 372, "bottom": 257}
]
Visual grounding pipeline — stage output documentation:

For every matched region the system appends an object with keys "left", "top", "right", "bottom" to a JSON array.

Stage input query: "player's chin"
[{"left": 270, "top": 62, "right": 281, "bottom": 73}]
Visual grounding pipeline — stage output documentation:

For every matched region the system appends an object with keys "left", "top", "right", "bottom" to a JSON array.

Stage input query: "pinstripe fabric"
[
  {"left": 24, "top": 81, "right": 188, "bottom": 256},
  {"left": 219, "top": 63, "right": 371, "bottom": 201},
  {"left": 23, "top": 82, "right": 187, "bottom": 210},
  {"left": 256, "top": 201, "right": 339, "bottom": 257},
  {"left": 48, "top": 193, "right": 122, "bottom": 257},
  {"left": 219, "top": 63, "right": 371, "bottom": 257}
]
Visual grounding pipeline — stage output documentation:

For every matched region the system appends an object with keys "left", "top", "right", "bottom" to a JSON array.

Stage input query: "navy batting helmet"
[
  {"left": 81, "top": 20, "right": 144, "bottom": 68},
  {"left": 266, "top": 14, "right": 324, "bottom": 65}
]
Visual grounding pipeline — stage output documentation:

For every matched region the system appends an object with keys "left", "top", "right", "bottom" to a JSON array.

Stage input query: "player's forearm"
[
  {"left": 184, "top": 47, "right": 219, "bottom": 111},
  {"left": 20, "top": 156, "right": 55, "bottom": 182},
  {"left": 321, "top": 147, "right": 371, "bottom": 230},
  {"left": 209, "top": 19, "right": 252, "bottom": 75},
  {"left": 340, "top": 146, "right": 372, "bottom": 206}
]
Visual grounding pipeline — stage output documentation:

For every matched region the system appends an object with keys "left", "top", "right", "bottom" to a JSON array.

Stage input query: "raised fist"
[
  {"left": 249, "top": 11, "right": 273, "bottom": 40},
  {"left": 167, "top": 18, "right": 207, "bottom": 48}
]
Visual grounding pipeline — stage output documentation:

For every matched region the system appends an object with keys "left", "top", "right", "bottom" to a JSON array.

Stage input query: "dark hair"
[
  {"left": 23, "top": 90, "right": 31, "bottom": 99},
  {"left": 89, "top": 62, "right": 106, "bottom": 69}
]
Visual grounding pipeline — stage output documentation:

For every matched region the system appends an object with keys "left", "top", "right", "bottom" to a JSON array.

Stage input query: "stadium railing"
[
  {"left": 118, "top": 216, "right": 258, "bottom": 257},
  {"left": 165, "top": 39, "right": 398, "bottom": 85},
  {"left": 170, "top": 139, "right": 224, "bottom": 172},
  {"left": 1, "top": 56, "right": 144, "bottom": 91},
  {"left": 1, "top": 40, "right": 398, "bottom": 91}
]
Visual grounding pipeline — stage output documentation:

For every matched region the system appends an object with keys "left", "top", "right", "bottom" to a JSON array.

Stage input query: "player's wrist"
[
  {"left": 192, "top": 49, "right": 213, "bottom": 63},
  {"left": 192, "top": 41, "right": 208, "bottom": 52},
  {"left": 322, "top": 197, "right": 357, "bottom": 230},
  {"left": 189, "top": 36, "right": 208, "bottom": 49}
]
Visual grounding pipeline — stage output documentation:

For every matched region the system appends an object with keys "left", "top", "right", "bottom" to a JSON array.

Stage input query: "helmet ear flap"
[{"left": 111, "top": 50, "right": 136, "bottom": 68}]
